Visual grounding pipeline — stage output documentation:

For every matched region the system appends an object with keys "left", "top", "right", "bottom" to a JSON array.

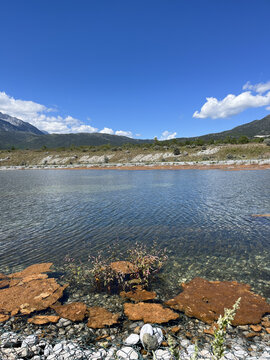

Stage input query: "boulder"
[
  {"left": 52, "top": 302, "right": 87, "bottom": 322},
  {"left": 87, "top": 307, "right": 119, "bottom": 328},
  {"left": 165, "top": 277, "right": 270, "bottom": 325},
  {"left": 28, "top": 315, "right": 60, "bottom": 325},
  {"left": 120, "top": 288, "right": 157, "bottom": 302},
  {"left": 124, "top": 302, "right": 179, "bottom": 324}
]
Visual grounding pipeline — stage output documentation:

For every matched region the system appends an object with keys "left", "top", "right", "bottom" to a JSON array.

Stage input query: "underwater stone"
[
  {"left": 165, "top": 277, "right": 270, "bottom": 325},
  {"left": 124, "top": 302, "right": 179, "bottom": 323}
]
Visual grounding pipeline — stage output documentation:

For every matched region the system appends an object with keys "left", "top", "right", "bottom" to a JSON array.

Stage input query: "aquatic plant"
[{"left": 63, "top": 242, "right": 167, "bottom": 294}]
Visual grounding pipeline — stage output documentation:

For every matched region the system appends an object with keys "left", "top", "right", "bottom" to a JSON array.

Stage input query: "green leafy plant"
[{"left": 211, "top": 297, "right": 241, "bottom": 360}]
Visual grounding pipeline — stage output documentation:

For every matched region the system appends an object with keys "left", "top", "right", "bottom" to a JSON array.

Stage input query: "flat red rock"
[
  {"left": 120, "top": 288, "right": 157, "bottom": 302},
  {"left": 52, "top": 302, "right": 87, "bottom": 322},
  {"left": 165, "top": 277, "right": 270, "bottom": 325},
  {"left": 124, "top": 302, "right": 179, "bottom": 323},
  {"left": 28, "top": 315, "right": 60, "bottom": 325},
  {"left": 110, "top": 261, "right": 136, "bottom": 274},
  {"left": 87, "top": 307, "right": 119, "bottom": 328}
]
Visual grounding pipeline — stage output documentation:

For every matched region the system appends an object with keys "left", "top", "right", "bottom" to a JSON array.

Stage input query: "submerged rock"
[
  {"left": 110, "top": 261, "right": 136, "bottom": 274},
  {"left": 52, "top": 302, "right": 87, "bottom": 322},
  {"left": 0, "top": 269, "right": 68, "bottom": 317},
  {"left": 124, "top": 302, "right": 179, "bottom": 323},
  {"left": 120, "top": 287, "right": 157, "bottom": 302},
  {"left": 165, "top": 277, "right": 270, "bottom": 325},
  {"left": 87, "top": 306, "right": 119, "bottom": 328}
]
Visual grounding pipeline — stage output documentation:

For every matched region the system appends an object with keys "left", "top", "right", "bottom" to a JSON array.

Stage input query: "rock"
[
  {"left": 203, "top": 323, "right": 218, "bottom": 336},
  {"left": 266, "top": 328, "right": 270, "bottom": 334},
  {"left": 28, "top": 315, "right": 60, "bottom": 325},
  {"left": 0, "top": 273, "right": 10, "bottom": 289},
  {"left": 252, "top": 214, "right": 270, "bottom": 218},
  {"left": 124, "top": 334, "right": 140, "bottom": 345},
  {"left": 154, "top": 349, "right": 172, "bottom": 360},
  {"left": 140, "top": 324, "right": 153, "bottom": 344},
  {"left": 245, "top": 332, "right": 259, "bottom": 339},
  {"left": 120, "top": 288, "right": 157, "bottom": 302},
  {"left": 0, "top": 314, "right": 10, "bottom": 322},
  {"left": 142, "top": 333, "right": 158, "bottom": 350},
  {"left": 9, "top": 273, "right": 49, "bottom": 287},
  {"left": 170, "top": 326, "right": 180, "bottom": 334},
  {"left": 124, "top": 302, "right": 179, "bottom": 324},
  {"left": 0, "top": 277, "right": 68, "bottom": 316},
  {"left": 110, "top": 261, "right": 136, "bottom": 274},
  {"left": 52, "top": 302, "right": 87, "bottom": 321},
  {"left": 8, "top": 263, "right": 53, "bottom": 279},
  {"left": 116, "top": 346, "right": 139, "bottom": 359},
  {"left": 87, "top": 307, "right": 119, "bottom": 328},
  {"left": 153, "top": 327, "right": 163, "bottom": 345},
  {"left": 0, "top": 332, "right": 20, "bottom": 347},
  {"left": 262, "top": 319, "right": 270, "bottom": 327},
  {"left": 250, "top": 324, "right": 262, "bottom": 332},
  {"left": 165, "top": 277, "right": 270, "bottom": 325},
  {"left": 21, "top": 334, "right": 38, "bottom": 347}
]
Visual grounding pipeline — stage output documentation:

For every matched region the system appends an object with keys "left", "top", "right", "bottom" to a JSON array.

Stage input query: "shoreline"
[{"left": 1, "top": 159, "right": 270, "bottom": 171}]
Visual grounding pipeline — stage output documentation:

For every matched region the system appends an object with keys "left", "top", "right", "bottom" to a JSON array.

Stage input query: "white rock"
[
  {"left": 139, "top": 323, "right": 153, "bottom": 344},
  {"left": 116, "top": 346, "right": 139, "bottom": 360},
  {"left": 124, "top": 333, "right": 140, "bottom": 345},
  {"left": 153, "top": 327, "right": 163, "bottom": 345},
  {"left": 154, "top": 349, "right": 172, "bottom": 360},
  {"left": 21, "top": 334, "right": 38, "bottom": 347}
]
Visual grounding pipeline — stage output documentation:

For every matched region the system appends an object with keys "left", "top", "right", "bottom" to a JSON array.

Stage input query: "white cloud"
[
  {"left": 115, "top": 130, "right": 133, "bottom": 138},
  {"left": 159, "top": 130, "right": 177, "bottom": 140},
  {"left": 243, "top": 81, "right": 270, "bottom": 94},
  {"left": 193, "top": 88, "right": 270, "bottom": 119},
  {"left": 0, "top": 91, "right": 136, "bottom": 137},
  {"left": 99, "top": 127, "right": 114, "bottom": 135}
]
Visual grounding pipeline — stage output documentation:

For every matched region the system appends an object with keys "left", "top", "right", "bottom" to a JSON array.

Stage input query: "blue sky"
[{"left": 0, "top": 0, "right": 270, "bottom": 139}]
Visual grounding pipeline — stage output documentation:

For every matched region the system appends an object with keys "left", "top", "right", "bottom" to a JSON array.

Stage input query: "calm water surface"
[{"left": 0, "top": 169, "right": 269, "bottom": 299}]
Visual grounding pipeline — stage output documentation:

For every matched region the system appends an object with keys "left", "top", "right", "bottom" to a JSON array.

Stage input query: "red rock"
[
  {"left": 120, "top": 288, "right": 156, "bottom": 302},
  {"left": 170, "top": 326, "right": 181, "bottom": 334},
  {"left": 8, "top": 263, "right": 53, "bottom": 279},
  {"left": 266, "top": 328, "right": 270, "bottom": 334},
  {"left": 165, "top": 277, "right": 270, "bottom": 325},
  {"left": 204, "top": 323, "right": 218, "bottom": 336},
  {"left": 87, "top": 307, "right": 119, "bottom": 328},
  {"left": 28, "top": 315, "right": 60, "bottom": 325},
  {"left": 252, "top": 214, "right": 270, "bottom": 217},
  {"left": 124, "top": 302, "right": 179, "bottom": 323},
  {"left": 110, "top": 261, "right": 136, "bottom": 274},
  {"left": 0, "top": 314, "right": 10, "bottom": 322},
  {"left": 52, "top": 302, "right": 87, "bottom": 322},
  {"left": 0, "top": 273, "right": 9, "bottom": 289},
  {"left": 10, "top": 273, "right": 48, "bottom": 287},
  {"left": 245, "top": 332, "right": 260, "bottom": 339},
  {"left": 250, "top": 325, "right": 262, "bottom": 332},
  {"left": 262, "top": 320, "right": 270, "bottom": 328},
  {"left": 0, "top": 278, "right": 68, "bottom": 316}
]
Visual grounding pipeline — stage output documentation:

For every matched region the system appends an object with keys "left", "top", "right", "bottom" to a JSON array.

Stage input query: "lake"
[{"left": 0, "top": 169, "right": 269, "bottom": 299}]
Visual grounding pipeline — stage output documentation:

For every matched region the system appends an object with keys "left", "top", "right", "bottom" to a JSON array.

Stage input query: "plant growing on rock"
[{"left": 127, "top": 242, "right": 168, "bottom": 288}]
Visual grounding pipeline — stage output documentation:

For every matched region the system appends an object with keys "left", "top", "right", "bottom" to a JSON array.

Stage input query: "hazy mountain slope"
[{"left": 0, "top": 112, "right": 44, "bottom": 135}]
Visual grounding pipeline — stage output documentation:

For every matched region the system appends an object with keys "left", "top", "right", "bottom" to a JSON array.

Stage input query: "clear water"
[{"left": 0, "top": 169, "right": 269, "bottom": 299}]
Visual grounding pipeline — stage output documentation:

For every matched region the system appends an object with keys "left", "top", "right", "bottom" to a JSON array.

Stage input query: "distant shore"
[{"left": 1, "top": 159, "right": 270, "bottom": 171}]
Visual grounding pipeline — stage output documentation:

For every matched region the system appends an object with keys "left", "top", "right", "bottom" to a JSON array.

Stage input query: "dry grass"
[{"left": 0, "top": 144, "right": 269, "bottom": 167}]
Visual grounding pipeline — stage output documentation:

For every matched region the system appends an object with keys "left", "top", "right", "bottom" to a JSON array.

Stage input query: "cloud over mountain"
[
  {"left": 193, "top": 81, "right": 270, "bottom": 119},
  {"left": 0, "top": 91, "right": 133, "bottom": 137}
]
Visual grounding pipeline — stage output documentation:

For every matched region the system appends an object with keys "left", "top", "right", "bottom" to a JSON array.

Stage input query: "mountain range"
[{"left": 0, "top": 111, "right": 269, "bottom": 149}]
